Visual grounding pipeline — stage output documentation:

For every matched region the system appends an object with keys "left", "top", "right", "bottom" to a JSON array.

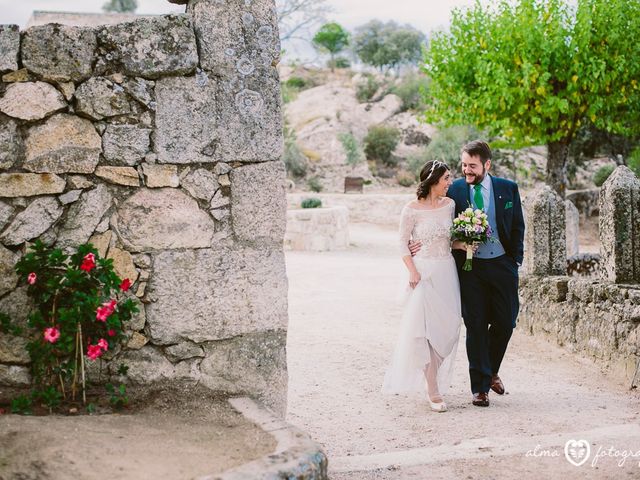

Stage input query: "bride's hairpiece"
[{"left": 424, "top": 160, "right": 443, "bottom": 183}]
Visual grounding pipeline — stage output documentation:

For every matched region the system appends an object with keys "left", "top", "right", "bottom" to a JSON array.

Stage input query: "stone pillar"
[
  {"left": 599, "top": 166, "right": 640, "bottom": 283},
  {"left": 524, "top": 185, "right": 567, "bottom": 276},
  {"left": 186, "top": 0, "right": 283, "bottom": 163},
  {"left": 566, "top": 200, "right": 580, "bottom": 257}
]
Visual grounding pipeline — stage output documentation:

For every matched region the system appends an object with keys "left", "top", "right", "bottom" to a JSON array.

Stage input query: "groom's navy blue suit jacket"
[{"left": 447, "top": 175, "right": 525, "bottom": 265}]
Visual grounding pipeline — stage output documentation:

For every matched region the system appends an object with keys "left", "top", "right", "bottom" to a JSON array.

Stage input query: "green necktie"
[{"left": 474, "top": 184, "right": 484, "bottom": 210}]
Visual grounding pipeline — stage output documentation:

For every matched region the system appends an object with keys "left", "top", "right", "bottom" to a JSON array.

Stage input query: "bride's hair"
[{"left": 417, "top": 160, "right": 449, "bottom": 199}]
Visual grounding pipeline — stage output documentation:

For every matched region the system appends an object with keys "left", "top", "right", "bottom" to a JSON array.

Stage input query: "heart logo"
[{"left": 564, "top": 439, "right": 591, "bottom": 466}]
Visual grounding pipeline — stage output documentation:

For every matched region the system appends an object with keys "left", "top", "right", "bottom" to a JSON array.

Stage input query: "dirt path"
[
  {"left": 285, "top": 223, "right": 640, "bottom": 479},
  {"left": 0, "top": 390, "right": 275, "bottom": 480}
]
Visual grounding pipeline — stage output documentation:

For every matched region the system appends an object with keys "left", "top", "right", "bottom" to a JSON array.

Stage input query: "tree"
[
  {"left": 312, "top": 22, "right": 350, "bottom": 72},
  {"left": 276, "top": 0, "right": 332, "bottom": 43},
  {"left": 353, "top": 20, "right": 426, "bottom": 74},
  {"left": 102, "top": 0, "right": 138, "bottom": 13},
  {"left": 423, "top": 0, "right": 640, "bottom": 198}
]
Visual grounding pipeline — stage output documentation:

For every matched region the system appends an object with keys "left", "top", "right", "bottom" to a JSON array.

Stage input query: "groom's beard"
[{"left": 465, "top": 167, "right": 486, "bottom": 185}]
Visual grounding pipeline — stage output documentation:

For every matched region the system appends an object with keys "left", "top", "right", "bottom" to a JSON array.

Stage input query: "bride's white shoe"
[{"left": 428, "top": 395, "right": 448, "bottom": 413}]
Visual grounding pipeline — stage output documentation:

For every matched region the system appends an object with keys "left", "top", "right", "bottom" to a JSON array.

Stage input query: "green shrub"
[
  {"left": 396, "top": 170, "right": 415, "bottom": 187},
  {"left": 356, "top": 73, "right": 381, "bottom": 103},
  {"left": 593, "top": 164, "right": 615, "bottom": 186},
  {"left": 390, "top": 72, "right": 430, "bottom": 112},
  {"left": 301, "top": 198, "right": 322, "bottom": 209},
  {"left": 338, "top": 132, "right": 365, "bottom": 166},
  {"left": 333, "top": 57, "right": 351, "bottom": 69},
  {"left": 285, "top": 76, "right": 307, "bottom": 89},
  {"left": 282, "top": 125, "right": 308, "bottom": 177},
  {"left": 281, "top": 82, "right": 299, "bottom": 104},
  {"left": 364, "top": 125, "right": 401, "bottom": 166},
  {"left": 307, "top": 176, "right": 323, "bottom": 192},
  {"left": 627, "top": 147, "right": 640, "bottom": 177}
]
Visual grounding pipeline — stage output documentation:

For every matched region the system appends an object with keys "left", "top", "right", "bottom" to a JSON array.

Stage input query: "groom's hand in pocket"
[{"left": 408, "top": 240, "right": 422, "bottom": 256}]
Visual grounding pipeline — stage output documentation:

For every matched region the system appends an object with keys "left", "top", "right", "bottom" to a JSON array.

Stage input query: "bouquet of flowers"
[{"left": 451, "top": 207, "right": 492, "bottom": 271}]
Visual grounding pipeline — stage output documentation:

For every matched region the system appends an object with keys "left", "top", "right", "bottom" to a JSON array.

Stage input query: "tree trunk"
[{"left": 546, "top": 139, "right": 570, "bottom": 199}]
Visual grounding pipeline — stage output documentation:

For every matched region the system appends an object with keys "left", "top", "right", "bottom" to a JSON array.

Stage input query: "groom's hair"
[{"left": 461, "top": 140, "right": 492, "bottom": 163}]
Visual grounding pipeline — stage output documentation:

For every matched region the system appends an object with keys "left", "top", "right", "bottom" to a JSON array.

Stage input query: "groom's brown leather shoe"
[
  {"left": 472, "top": 392, "right": 489, "bottom": 407},
  {"left": 490, "top": 375, "right": 505, "bottom": 395}
]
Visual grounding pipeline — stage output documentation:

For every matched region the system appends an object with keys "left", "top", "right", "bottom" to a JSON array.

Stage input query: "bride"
[{"left": 382, "top": 160, "right": 466, "bottom": 412}]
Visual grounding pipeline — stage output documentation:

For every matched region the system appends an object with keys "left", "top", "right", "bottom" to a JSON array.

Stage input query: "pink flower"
[
  {"left": 43, "top": 327, "right": 60, "bottom": 344},
  {"left": 97, "top": 338, "right": 109, "bottom": 351},
  {"left": 96, "top": 306, "right": 110, "bottom": 322},
  {"left": 119, "top": 278, "right": 132, "bottom": 292},
  {"left": 107, "top": 329, "right": 116, "bottom": 337},
  {"left": 80, "top": 253, "right": 96, "bottom": 272},
  {"left": 86, "top": 344, "right": 103, "bottom": 361},
  {"left": 105, "top": 299, "right": 117, "bottom": 312},
  {"left": 27, "top": 272, "right": 37, "bottom": 285},
  {"left": 96, "top": 299, "right": 117, "bottom": 322}
]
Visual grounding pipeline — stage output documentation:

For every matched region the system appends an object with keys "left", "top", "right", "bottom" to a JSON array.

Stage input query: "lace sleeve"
[
  {"left": 399, "top": 205, "right": 415, "bottom": 256},
  {"left": 449, "top": 198, "right": 456, "bottom": 221}
]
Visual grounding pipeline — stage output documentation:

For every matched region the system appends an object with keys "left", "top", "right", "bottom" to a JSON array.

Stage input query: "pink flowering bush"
[{"left": 1, "top": 241, "right": 137, "bottom": 412}]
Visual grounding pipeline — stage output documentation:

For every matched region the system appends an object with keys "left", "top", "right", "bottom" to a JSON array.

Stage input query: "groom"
[{"left": 411, "top": 140, "right": 525, "bottom": 407}]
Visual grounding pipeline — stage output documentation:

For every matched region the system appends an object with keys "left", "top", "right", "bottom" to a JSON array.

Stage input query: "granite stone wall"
[
  {"left": 520, "top": 167, "right": 640, "bottom": 385},
  {"left": 0, "top": 0, "right": 288, "bottom": 414}
]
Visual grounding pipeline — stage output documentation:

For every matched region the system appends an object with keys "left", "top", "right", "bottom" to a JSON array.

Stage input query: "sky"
[{"left": 0, "top": 0, "right": 479, "bottom": 62}]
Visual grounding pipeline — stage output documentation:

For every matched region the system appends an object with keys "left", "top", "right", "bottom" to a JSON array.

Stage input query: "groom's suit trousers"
[{"left": 454, "top": 253, "right": 519, "bottom": 394}]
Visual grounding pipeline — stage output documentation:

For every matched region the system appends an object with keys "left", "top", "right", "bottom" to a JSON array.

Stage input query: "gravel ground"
[{"left": 285, "top": 222, "right": 640, "bottom": 480}]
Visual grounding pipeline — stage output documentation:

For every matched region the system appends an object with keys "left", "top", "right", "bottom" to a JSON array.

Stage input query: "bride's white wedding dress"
[{"left": 382, "top": 199, "right": 462, "bottom": 395}]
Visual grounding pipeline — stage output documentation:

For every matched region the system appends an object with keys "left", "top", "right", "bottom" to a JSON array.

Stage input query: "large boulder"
[
  {"left": 0, "top": 25, "right": 19, "bottom": 72},
  {"left": 199, "top": 330, "right": 287, "bottom": 416},
  {"left": 0, "top": 117, "right": 23, "bottom": 170},
  {"left": 181, "top": 168, "right": 219, "bottom": 202},
  {"left": 102, "top": 124, "right": 151, "bottom": 166},
  {"left": 96, "top": 15, "right": 198, "bottom": 79},
  {"left": 0, "top": 173, "right": 66, "bottom": 198},
  {"left": 188, "top": 0, "right": 280, "bottom": 74},
  {"left": 230, "top": 162, "right": 286, "bottom": 244},
  {"left": 0, "top": 244, "right": 19, "bottom": 296},
  {"left": 0, "top": 201, "right": 13, "bottom": 230},
  {"left": 145, "top": 246, "right": 287, "bottom": 344},
  {"left": 21, "top": 25, "right": 96, "bottom": 82},
  {"left": 155, "top": 72, "right": 283, "bottom": 163},
  {"left": 23, "top": 114, "right": 102, "bottom": 174},
  {"left": 0, "top": 196, "right": 63, "bottom": 246},
  {"left": 57, "top": 185, "right": 113, "bottom": 248},
  {"left": 110, "top": 188, "right": 215, "bottom": 251},
  {"left": 0, "top": 82, "right": 66, "bottom": 121},
  {"left": 154, "top": 75, "right": 217, "bottom": 164},
  {"left": 74, "top": 77, "right": 131, "bottom": 120}
]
